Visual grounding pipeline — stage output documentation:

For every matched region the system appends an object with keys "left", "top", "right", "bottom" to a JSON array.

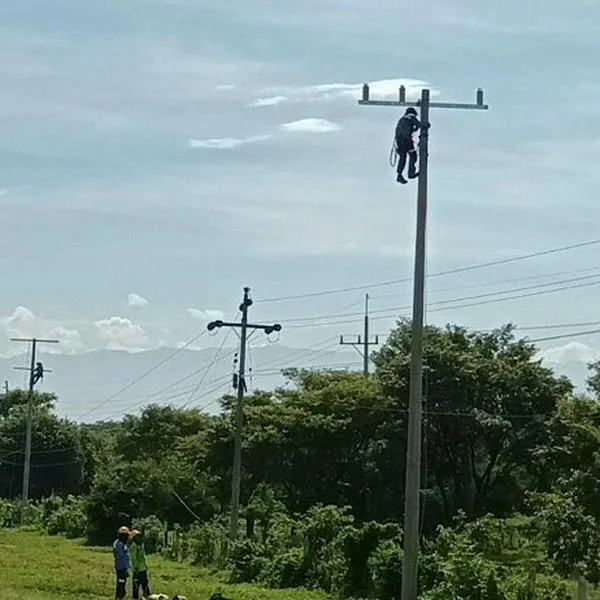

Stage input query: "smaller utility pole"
[
  {"left": 207, "top": 287, "right": 281, "bottom": 540},
  {"left": 340, "top": 294, "right": 379, "bottom": 376},
  {"left": 11, "top": 337, "right": 58, "bottom": 519},
  {"left": 3, "top": 380, "right": 8, "bottom": 394}
]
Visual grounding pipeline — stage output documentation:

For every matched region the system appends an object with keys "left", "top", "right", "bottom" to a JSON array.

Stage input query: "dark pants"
[
  {"left": 396, "top": 138, "right": 418, "bottom": 180},
  {"left": 115, "top": 569, "right": 129, "bottom": 600},
  {"left": 132, "top": 570, "right": 151, "bottom": 599}
]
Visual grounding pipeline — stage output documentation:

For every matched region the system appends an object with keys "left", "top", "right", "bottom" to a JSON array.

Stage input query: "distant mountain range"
[
  {"left": 0, "top": 345, "right": 589, "bottom": 423},
  {"left": 0, "top": 345, "right": 362, "bottom": 422}
]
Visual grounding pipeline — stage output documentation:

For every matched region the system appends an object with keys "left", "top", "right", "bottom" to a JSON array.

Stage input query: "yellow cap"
[
  {"left": 129, "top": 529, "right": 141, "bottom": 539},
  {"left": 118, "top": 526, "right": 130, "bottom": 535}
]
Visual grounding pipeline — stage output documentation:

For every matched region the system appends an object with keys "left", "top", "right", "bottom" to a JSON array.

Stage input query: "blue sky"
[{"left": 2, "top": 0, "right": 600, "bottom": 376}]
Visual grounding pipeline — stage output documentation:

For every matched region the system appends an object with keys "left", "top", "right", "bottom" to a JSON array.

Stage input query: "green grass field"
[
  {"left": 1, "top": 528, "right": 597, "bottom": 600},
  {"left": 0, "top": 529, "right": 327, "bottom": 600}
]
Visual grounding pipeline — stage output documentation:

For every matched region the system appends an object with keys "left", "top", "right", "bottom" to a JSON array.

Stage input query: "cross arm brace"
[
  {"left": 207, "top": 320, "right": 282, "bottom": 334},
  {"left": 358, "top": 100, "right": 488, "bottom": 110}
]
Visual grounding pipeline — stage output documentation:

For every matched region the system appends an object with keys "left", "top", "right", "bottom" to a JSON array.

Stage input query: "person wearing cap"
[
  {"left": 393, "top": 107, "right": 422, "bottom": 184},
  {"left": 113, "top": 526, "right": 131, "bottom": 600},
  {"left": 129, "top": 529, "right": 151, "bottom": 600}
]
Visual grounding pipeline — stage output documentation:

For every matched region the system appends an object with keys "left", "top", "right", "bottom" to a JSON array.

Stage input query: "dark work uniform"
[
  {"left": 394, "top": 113, "right": 420, "bottom": 182},
  {"left": 113, "top": 538, "right": 130, "bottom": 600}
]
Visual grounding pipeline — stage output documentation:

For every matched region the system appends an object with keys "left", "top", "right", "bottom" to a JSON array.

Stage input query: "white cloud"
[
  {"left": 0, "top": 306, "right": 83, "bottom": 356},
  {"left": 187, "top": 308, "right": 224, "bottom": 321},
  {"left": 188, "top": 134, "right": 271, "bottom": 150},
  {"left": 94, "top": 316, "right": 149, "bottom": 352},
  {"left": 127, "top": 292, "right": 149, "bottom": 308},
  {"left": 249, "top": 95, "right": 288, "bottom": 107},
  {"left": 540, "top": 342, "right": 600, "bottom": 365},
  {"left": 1, "top": 306, "right": 44, "bottom": 343},
  {"left": 1, "top": 305, "right": 36, "bottom": 328},
  {"left": 45, "top": 326, "right": 84, "bottom": 354},
  {"left": 249, "top": 78, "right": 436, "bottom": 107},
  {"left": 279, "top": 118, "right": 342, "bottom": 134}
]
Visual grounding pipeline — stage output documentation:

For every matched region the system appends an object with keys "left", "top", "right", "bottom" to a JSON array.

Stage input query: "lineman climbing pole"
[
  {"left": 11, "top": 337, "right": 59, "bottom": 521},
  {"left": 358, "top": 84, "right": 489, "bottom": 600},
  {"left": 207, "top": 287, "right": 281, "bottom": 540}
]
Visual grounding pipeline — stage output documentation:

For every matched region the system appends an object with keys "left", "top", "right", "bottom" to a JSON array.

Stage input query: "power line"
[
  {"left": 74, "top": 329, "right": 208, "bottom": 421},
  {"left": 178, "top": 327, "right": 235, "bottom": 410},
  {"left": 282, "top": 274, "right": 600, "bottom": 330},
  {"left": 369, "top": 265, "right": 600, "bottom": 302},
  {"left": 517, "top": 320, "right": 600, "bottom": 332},
  {"left": 528, "top": 328, "right": 600, "bottom": 344},
  {"left": 280, "top": 272, "right": 600, "bottom": 326},
  {"left": 257, "top": 238, "right": 600, "bottom": 303}
]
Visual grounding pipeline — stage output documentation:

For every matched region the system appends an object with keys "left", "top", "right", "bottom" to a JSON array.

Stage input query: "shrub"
[
  {"left": 227, "top": 538, "right": 269, "bottom": 583},
  {"left": 184, "top": 519, "right": 228, "bottom": 567},
  {"left": 369, "top": 538, "right": 403, "bottom": 600},
  {"left": 262, "top": 547, "right": 306, "bottom": 589},
  {"left": 45, "top": 496, "right": 87, "bottom": 539},
  {"left": 132, "top": 515, "right": 164, "bottom": 554}
]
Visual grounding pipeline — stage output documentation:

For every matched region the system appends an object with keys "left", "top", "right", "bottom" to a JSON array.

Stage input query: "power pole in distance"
[
  {"left": 358, "top": 84, "right": 489, "bottom": 600},
  {"left": 11, "top": 337, "right": 59, "bottom": 520},
  {"left": 339, "top": 293, "right": 379, "bottom": 376},
  {"left": 207, "top": 287, "right": 281, "bottom": 540},
  {"left": 3, "top": 380, "right": 8, "bottom": 394}
]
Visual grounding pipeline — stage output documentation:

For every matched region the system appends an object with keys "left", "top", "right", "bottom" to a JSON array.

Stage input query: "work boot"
[
  {"left": 397, "top": 173, "right": 408, "bottom": 184},
  {"left": 408, "top": 171, "right": 419, "bottom": 179}
]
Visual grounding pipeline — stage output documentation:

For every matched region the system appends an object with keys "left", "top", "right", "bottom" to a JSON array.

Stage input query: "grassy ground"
[
  {"left": 1, "top": 528, "right": 598, "bottom": 600},
  {"left": 0, "top": 529, "right": 327, "bottom": 600}
]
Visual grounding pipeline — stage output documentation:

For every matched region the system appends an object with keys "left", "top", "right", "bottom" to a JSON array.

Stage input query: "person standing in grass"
[
  {"left": 129, "top": 529, "right": 151, "bottom": 600},
  {"left": 113, "top": 526, "right": 131, "bottom": 600}
]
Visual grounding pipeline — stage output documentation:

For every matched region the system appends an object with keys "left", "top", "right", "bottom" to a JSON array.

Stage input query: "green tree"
[
  {"left": 114, "top": 404, "right": 214, "bottom": 462},
  {"left": 206, "top": 371, "right": 399, "bottom": 521},
  {"left": 374, "top": 321, "right": 571, "bottom": 520},
  {"left": 0, "top": 391, "right": 90, "bottom": 498},
  {"left": 586, "top": 360, "right": 600, "bottom": 398},
  {"left": 86, "top": 405, "right": 219, "bottom": 544}
]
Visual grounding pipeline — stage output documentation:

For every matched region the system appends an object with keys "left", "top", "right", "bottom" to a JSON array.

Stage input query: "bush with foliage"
[
  {"left": 132, "top": 515, "right": 164, "bottom": 554},
  {"left": 42, "top": 496, "right": 87, "bottom": 539},
  {"left": 368, "top": 538, "right": 403, "bottom": 600}
]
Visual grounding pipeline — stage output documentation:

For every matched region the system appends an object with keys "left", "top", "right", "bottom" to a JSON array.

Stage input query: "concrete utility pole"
[
  {"left": 3, "top": 380, "right": 8, "bottom": 394},
  {"left": 339, "top": 293, "right": 379, "bottom": 376},
  {"left": 11, "top": 337, "right": 58, "bottom": 519},
  {"left": 358, "top": 84, "right": 488, "bottom": 600},
  {"left": 207, "top": 287, "right": 282, "bottom": 540}
]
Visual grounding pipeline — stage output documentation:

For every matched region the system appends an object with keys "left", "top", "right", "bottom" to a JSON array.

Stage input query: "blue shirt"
[{"left": 113, "top": 539, "right": 130, "bottom": 571}]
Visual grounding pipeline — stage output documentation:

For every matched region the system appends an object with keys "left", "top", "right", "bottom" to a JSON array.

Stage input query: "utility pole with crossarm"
[
  {"left": 358, "top": 84, "right": 489, "bottom": 600},
  {"left": 207, "top": 287, "right": 282, "bottom": 540},
  {"left": 11, "top": 336, "right": 59, "bottom": 521},
  {"left": 339, "top": 293, "right": 379, "bottom": 376}
]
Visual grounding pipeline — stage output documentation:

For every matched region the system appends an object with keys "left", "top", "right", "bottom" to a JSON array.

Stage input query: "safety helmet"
[
  {"left": 405, "top": 107, "right": 417, "bottom": 116},
  {"left": 118, "top": 526, "right": 130, "bottom": 535}
]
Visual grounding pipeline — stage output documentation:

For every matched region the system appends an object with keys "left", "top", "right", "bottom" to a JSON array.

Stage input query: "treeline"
[{"left": 2, "top": 321, "right": 600, "bottom": 599}]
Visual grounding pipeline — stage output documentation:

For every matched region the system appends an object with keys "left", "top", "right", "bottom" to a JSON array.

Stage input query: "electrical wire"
[
  {"left": 74, "top": 329, "right": 208, "bottom": 420},
  {"left": 279, "top": 272, "right": 600, "bottom": 327},
  {"left": 257, "top": 238, "right": 600, "bottom": 303},
  {"left": 178, "top": 328, "right": 235, "bottom": 410},
  {"left": 369, "top": 265, "right": 600, "bottom": 303},
  {"left": 281, "top": 276, "right": 600, "bottom": 331}
]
